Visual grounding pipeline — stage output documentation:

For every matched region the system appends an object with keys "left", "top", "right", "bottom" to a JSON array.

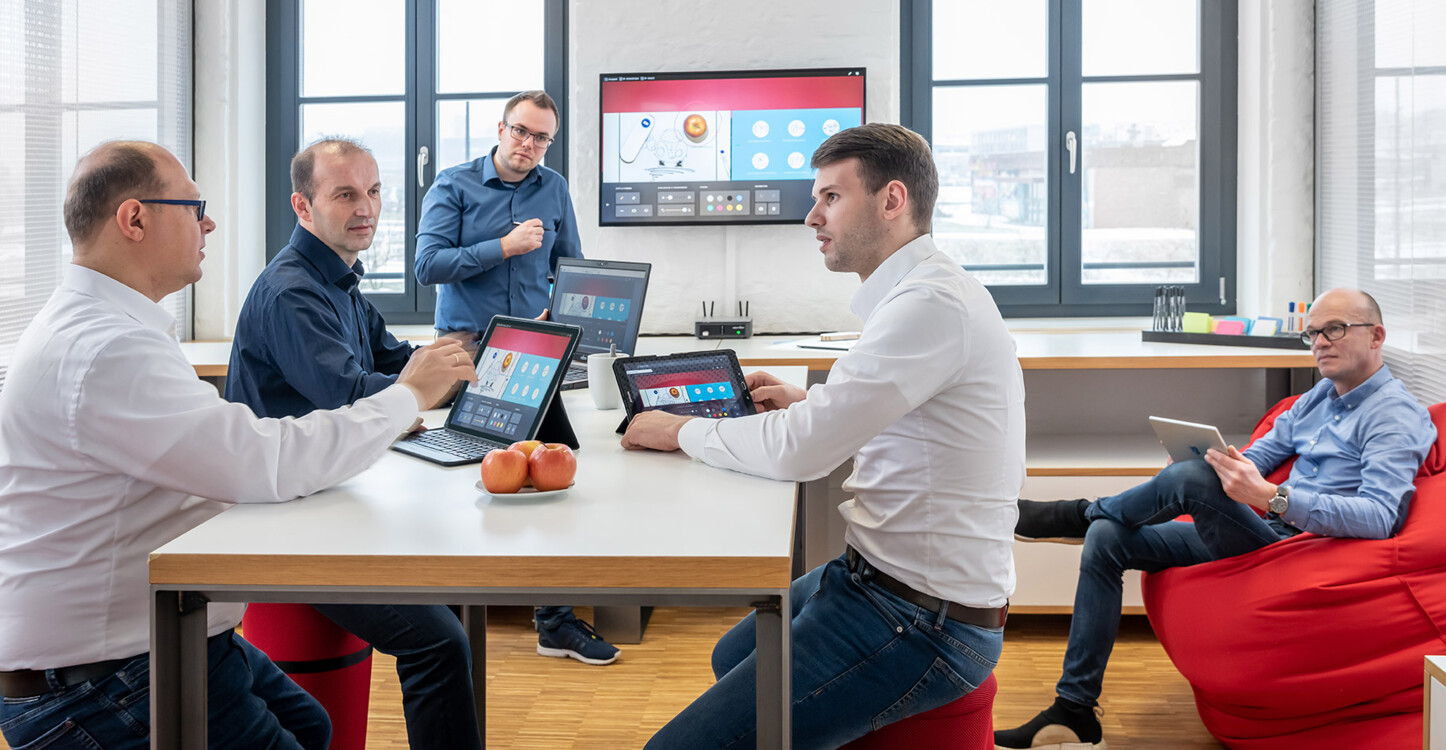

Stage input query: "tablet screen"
[
  {"left": 446, "top": 317, "right": 580, "bottom": 442},
  {"left": 616, "top": 351, "right": 756, "bottom": 420}
]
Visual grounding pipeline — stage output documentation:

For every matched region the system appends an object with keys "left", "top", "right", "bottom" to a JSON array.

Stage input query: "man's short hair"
[
  {"left": 811, "top": 123, "right": 938, "bottom": 233},
  {"left": 1359, "top": 290, "right": 1384, "bottom": 325},
  {"left": 502, "top": 90, "right": 560, "bottom": 132},
  {"left": 64, "top": 141, "right": 168, "bottom": 244},
  {"left": 291, "top": 138, "right": 374, "bottom": 202}
]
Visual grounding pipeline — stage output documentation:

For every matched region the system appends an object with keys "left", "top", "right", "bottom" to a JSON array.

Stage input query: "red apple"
[
  {"left": 528, "top": 443, "right": 577, "bottom": 491},
  {"left": 480, "top": 448, "right": 529, "bottom": 493},
  {"left": 508, "top": 440, "right": 543, "bottom": 458}
]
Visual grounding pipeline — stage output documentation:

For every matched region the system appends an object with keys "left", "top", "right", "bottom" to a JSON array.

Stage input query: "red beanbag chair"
[{"left": 1141, "top": 399, "right": 1446, "bottom": 748}]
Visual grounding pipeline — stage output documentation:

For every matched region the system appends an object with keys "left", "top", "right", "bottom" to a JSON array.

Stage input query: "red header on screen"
[
  {"left": 558, "top": 277, "right": 634, "bottom": 297},
  {"left": 632, "top": 368, "right": 734, "bottom": 391},
  {"left": 484, "top": 326, "right": 572, "bottom": 360},
  {"left": 601, "top": 76, "right": 864, "bottom": 113}
]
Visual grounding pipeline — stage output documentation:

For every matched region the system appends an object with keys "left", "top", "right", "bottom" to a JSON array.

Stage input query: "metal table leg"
[
  {"left": 752, "top": 593, "right": 791, "bottom": 750},
  {"left": 463, "top": 605, "right": 487, "bottom": 749},
  {"left": 150, "top": 590, "right": 209, "bottom": 750}
]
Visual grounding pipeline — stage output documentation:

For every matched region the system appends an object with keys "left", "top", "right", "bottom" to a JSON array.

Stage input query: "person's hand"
[
  {"left": 1204, "top": 445, "right": 1275, "bottom": 511},
  {"left": 620, "top": 411, "right": 694, "bottom": 452},
  {"left": 535, "top": 308, "right": 550, "bottom": 322},
  {"left": 746, "top": 370, "right": 806, "bottom": 411},
  {"left": 397, "top": 340, "right": 477, "bottom": 410},
  {"left": 501, "top": 218, "right": 545, "bottom": 258}
]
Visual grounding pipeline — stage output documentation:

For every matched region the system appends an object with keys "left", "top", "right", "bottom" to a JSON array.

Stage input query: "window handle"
[
  {"left": 1066, "top": 131, "right": 1077, "bottom": 175},
  {"left": 417, "top": 146, "right": 430, "bottom": 188}
]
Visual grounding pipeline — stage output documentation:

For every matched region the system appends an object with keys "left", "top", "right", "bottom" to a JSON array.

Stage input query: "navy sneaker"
[
  {"left": 537, "top": 618, "right": 620, "bottom": 665},
  {"left": 1015, "top": 498, "right": 1093, "bottom": 544}
]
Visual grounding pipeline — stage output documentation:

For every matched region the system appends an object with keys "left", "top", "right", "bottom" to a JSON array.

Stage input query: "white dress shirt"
[
  {"left": 678, "top": 235, "right": 1025, "bottom": 608},
  {"left": 0, "top": 265, "right": 419, "bottom": 670}
]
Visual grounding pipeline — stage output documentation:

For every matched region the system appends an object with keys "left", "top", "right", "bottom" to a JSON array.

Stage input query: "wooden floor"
[
  {"left": 0, "top": 610, "right": 1220, "bottom": 750},
  {"left": 359, "top": 608, "right": 1223, "bottom": 750}
]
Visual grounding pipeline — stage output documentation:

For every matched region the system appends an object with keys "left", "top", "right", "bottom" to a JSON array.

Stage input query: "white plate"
[{"left": 474, "top": 480, "right": 572, "bottom": 499}]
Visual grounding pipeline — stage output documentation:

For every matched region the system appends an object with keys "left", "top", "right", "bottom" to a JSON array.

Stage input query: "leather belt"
[
  {"left": 0, "top": 657, "right": 133, "bottom": 699},
  {"left": 845, "top": 546, "right": 1008, "bottom": 630}
]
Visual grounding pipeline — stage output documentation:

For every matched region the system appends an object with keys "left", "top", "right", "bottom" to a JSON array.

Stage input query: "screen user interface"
[
  {"left": 600, "top": 68, "right": 865, "bottom": 226},
  {"left": 551, "top": 261, "right": 649, "bottom": 358},
  {"left": 451, "top": 323, "right": 572, "bottom": 441},
  {"left": 622, "top": 354, "right": 752, "bottom": 419}
]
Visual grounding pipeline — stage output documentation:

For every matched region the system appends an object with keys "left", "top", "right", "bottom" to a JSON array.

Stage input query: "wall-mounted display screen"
[{"left": 599, "top": 67, "right": 866, "bottom": 227}]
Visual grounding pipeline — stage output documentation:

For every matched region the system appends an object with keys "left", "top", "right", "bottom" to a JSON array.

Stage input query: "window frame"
[
  {"left": 901, "top": 0, "right": 1238, "bottom": 317},
  {"left": 264, "top": 0, "right": 568, "bottom": 323}
]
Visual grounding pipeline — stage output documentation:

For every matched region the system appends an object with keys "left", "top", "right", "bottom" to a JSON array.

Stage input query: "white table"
[
  {"left": 148, "top": 369, "right": 805, "bottom": 749},
  {"left": 1428, "top": 656, "right": 1446, "bottom": 749}
]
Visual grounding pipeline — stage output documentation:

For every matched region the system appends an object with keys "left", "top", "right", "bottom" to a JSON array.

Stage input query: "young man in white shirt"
[
  {"left": 0, "top": 141, "right": 475, "bottom": 750},
  {"left": 623, "top": 123, "right": 1026, "bottom": 749}
]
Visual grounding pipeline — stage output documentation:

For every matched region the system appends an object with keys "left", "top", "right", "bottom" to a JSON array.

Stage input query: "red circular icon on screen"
[{"left": 669, "top": 387, "right": 680, "bottom": 397}]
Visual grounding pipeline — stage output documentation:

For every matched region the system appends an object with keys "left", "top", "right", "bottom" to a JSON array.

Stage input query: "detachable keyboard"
[
  {"left": 392, "top": 428, "right": 510, "bottom": 466},
  {"left": 559, "top": 361, "right": 589, "bottom": 391}
]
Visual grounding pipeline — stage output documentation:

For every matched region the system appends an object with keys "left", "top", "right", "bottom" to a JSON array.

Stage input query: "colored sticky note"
[
  {"left": 1214, "top": 320, "right": 1246, "bottom": 335},
  {"left": 1251, "top": 317, "right": 1281, "bottom": 336},
  {"left": 1182, "top": 312, "right": 1213, "bottom": 333}
]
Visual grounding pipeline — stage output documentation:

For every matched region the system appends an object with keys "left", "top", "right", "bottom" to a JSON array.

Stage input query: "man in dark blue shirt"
[
  {"left": 416, "top": 91, "right": 618, "bottom": 667},
  {"left": 226, "top": 139, "right": 483, "bottom": 749}
]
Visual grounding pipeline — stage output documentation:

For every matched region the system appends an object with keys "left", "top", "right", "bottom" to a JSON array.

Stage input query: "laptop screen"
[
  {"left": 550, "top": 258, "right": 651, "bottom": 360},
  {"left": 445, "top": 317, "right": 580, "bottom": 443}
]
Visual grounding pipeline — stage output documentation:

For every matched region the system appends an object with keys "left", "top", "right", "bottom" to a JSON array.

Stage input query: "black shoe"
[
  {"left": 537, "top": 617, "right": 620, "bottom": 665},
  {"left": 1014, "top": 498, "right": 1092, "bottom": 544},
  {"left": 994, "top": 698, "right": 1105, "bottom": 749}
]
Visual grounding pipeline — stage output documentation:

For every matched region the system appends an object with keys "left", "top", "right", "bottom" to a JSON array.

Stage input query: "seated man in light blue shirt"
[
  {"left": 415, "top": 90, "right": 614, "bottom": 666},
  {"left": 998, "top": 287, "right": 1437, "bottom": 750}
]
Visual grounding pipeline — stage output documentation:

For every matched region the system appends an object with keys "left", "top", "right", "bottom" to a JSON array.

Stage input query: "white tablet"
[{"left": 1148, "top": 416, "right": 1229, "bottom": 463}]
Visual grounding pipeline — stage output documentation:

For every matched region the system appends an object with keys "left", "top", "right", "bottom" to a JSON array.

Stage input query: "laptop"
[
  {"left": 392, "top": 315, "right": 581, "bottom": 466},
  {"left": 612, "top": 349, "right": 757, "bottom": 433},
  {"left": 548, "top": 257, "right": 652, "bottom": 390}
]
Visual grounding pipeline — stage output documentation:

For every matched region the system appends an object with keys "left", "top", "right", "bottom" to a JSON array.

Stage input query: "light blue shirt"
[
  {"left": 1243, "top": 364, "right": 1435, "bottom": 538},
  {"left": 415, "top": 147, "right": 582, "bottom": 333}
]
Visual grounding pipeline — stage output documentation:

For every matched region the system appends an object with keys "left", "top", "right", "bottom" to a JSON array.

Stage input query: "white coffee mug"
[{"left": 587, "top": 352, "right": 627, "bottom": 410}]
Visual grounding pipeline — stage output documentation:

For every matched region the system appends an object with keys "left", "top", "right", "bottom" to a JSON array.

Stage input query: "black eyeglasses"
[
  {"left": 139, "top": 199, "right": 207, "bottom": 221},
  {"left": 1300, "top": 322, "right": 1374, "bottom": 345},
  {"left": 503, "top": 123, "right": 554, "bottom": 149}
]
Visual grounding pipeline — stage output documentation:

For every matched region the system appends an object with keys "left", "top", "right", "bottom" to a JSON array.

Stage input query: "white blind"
[
  {"left": 1317, "top": 0, "right": 1446, "bottom": 406},
  {"left": 0, "top": 0, "right": 192, "bottom": 389}
]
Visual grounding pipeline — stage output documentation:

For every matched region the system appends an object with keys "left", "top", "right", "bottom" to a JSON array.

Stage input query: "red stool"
[
  {"left": 840, "top": 672, "right": 997, "bottom": 750},
  {"left": 241, "top": 604, "right": 373, "bottom": 750}
]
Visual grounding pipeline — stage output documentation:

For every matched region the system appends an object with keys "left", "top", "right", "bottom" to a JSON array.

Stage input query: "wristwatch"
[{"left": 1268, "top": 484, "right": 1290, "bottom": 516}]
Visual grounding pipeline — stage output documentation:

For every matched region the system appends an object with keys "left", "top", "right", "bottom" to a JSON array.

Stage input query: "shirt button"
[
  {"left": 1335, "top": 416, "right": 1340, "bottom": 421},
  {"left": 1310, "top": 440, "right": 1316, "bottom": 445}
]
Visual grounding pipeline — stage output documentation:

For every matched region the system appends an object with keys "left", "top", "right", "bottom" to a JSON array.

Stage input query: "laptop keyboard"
[
  {"left": 565, "top": 362, "right": 587, "bottom": 382},
  {"left": 406, "top": 429, "right": 509, "bottom": 461}
]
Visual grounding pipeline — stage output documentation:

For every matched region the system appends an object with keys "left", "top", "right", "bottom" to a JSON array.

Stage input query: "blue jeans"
[
  {"left": 312, "top": 603, "right": 480, "bottom": 750},
  {"left": 0, "top": 631, "right": 329, "bottom": 750},
  {"left": 646, "top": 556, "right": 1003, "bottom": 750},
  {"left": 1057, "top": 460, "right": 1296, "bottom": 706}
]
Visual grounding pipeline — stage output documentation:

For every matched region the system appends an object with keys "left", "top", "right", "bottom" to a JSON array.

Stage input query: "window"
[
  {"left": 1318, "top": 0, "right": 1446, "bottom": 404},
  {"left": 265, "top": 0, "right": 568, "bottom": 322},
  {"left": 0, "top": 0, "right": 193, "bottom": 388},
  {"left": 902, "top": 0, "right": 1237, "bottom": 316}
]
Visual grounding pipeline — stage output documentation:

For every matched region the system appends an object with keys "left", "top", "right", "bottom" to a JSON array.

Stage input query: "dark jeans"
[
  {"left": 646, "top": 556, "right": 1003, "bottom": 750},
  {"left": 0, "top": 631, "right": 329, "bottom": 750},
  {"left": 1057, "top": 460, "right": 1295, "bottom": 706},
  {"left": 312, "top": 603, "right": 481, "bottom": 750},
  {"left": 534, "top": 605, "right": 578, "bottom": 632}
]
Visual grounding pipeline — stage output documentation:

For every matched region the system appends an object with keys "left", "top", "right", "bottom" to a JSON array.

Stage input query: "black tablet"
[{"left": 612, "top": 349, "right": 757, "bottom": 433}]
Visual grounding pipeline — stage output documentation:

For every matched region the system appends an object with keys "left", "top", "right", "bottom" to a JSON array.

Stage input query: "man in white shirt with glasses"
[
  {"left": 624, "top": 123, "right": 1026, "bottom": 748},
  {"left": 0, "top": 141, "right": 475, "bottom": 749}
]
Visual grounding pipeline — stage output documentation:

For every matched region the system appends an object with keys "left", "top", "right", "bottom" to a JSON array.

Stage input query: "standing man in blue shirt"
[
  {"left": 226, "top": 138, "right": 483, "bottom": 750},
  {"left": 996, "top": 287, "right": 1436, "bottom": 750},
  {"left": 415, "top": 91, "right": 618, "bottom": 666}
]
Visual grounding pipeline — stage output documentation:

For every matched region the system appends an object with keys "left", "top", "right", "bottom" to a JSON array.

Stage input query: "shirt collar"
[
  {"left": 481, "top": 145, "right": 541, "bottom": 187},
  {"left": 63, "top": 263, "right": 176, "bottom": 335},
  {"left": 849, "top": 234, "right": 939, "bottom": 324},
  {"left": 289, "top": 224, "right": 366, "bottom": 291},
  {"left": 1329, "top": 362, "right": 1394, "bottom": 409}
]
